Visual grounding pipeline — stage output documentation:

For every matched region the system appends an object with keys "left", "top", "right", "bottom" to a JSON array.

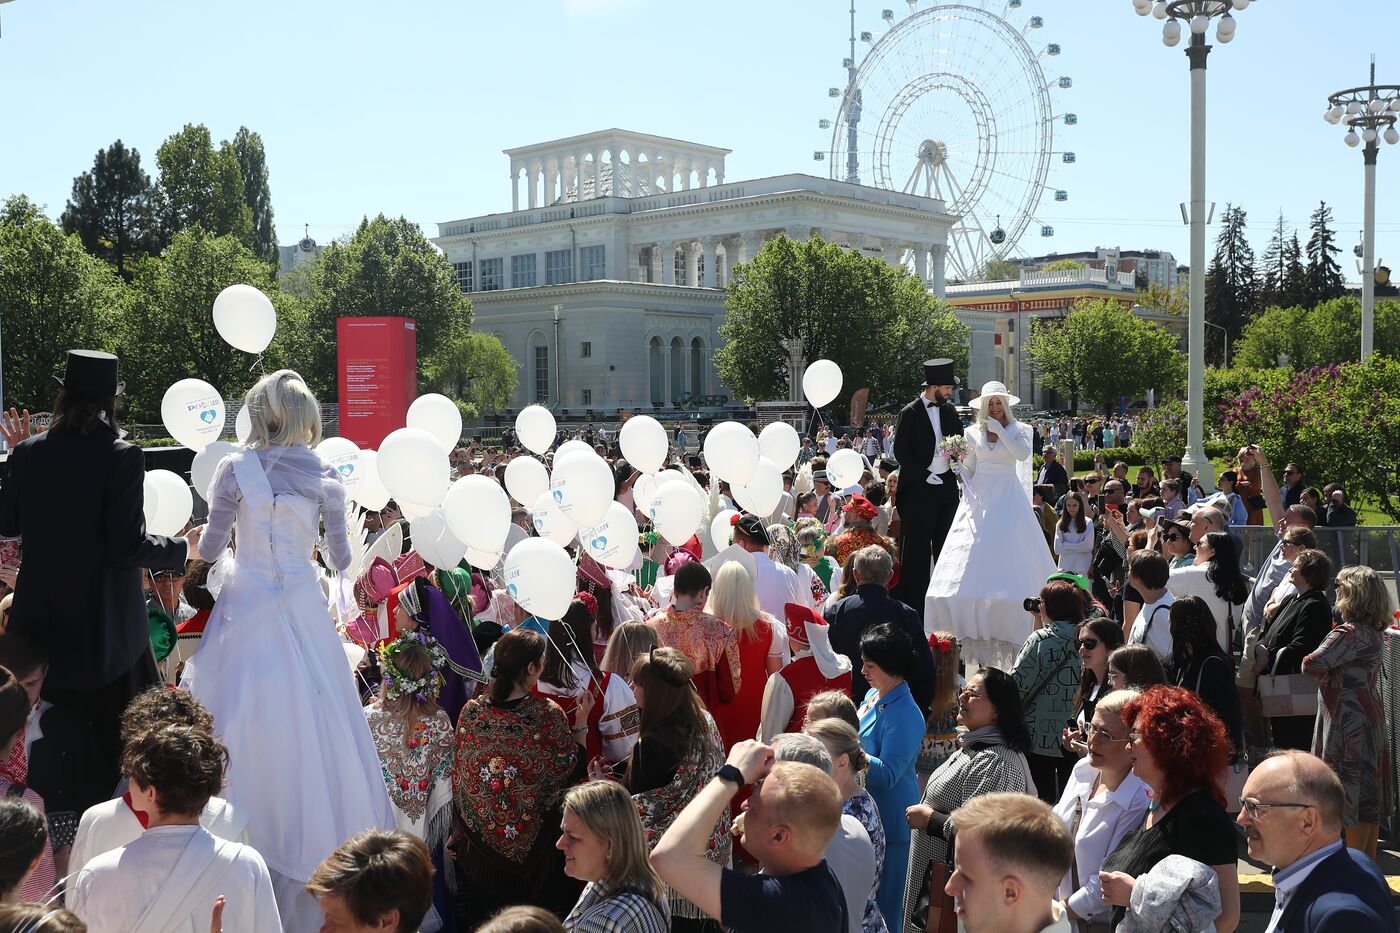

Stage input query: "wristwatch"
[{"left": 715, "top": 764, "right": 745, "bottom": 787}]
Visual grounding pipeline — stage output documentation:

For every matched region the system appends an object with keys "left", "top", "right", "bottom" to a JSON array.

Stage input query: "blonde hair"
[
  {"left": 803, "top": 690, "right": 859, "bottom": 730},
  {"left": 803, "top": 717, "right": 869, "bottom": 772},
  {"left": 762, "top": 761, "right": 843, "bottom": 855},
  {"left": 1091, "top": 688, "right": 1140, "bottom": 720},
  {"left": 245, "top": 369, "right": 322, "bottom": 448},
  {"left": 1334, "top": 566, "right": 1394, "bottom": 631},
  {"left": 562, "top": 781, "right": 666, "bottom": 909},
  {"left": 705, "top": 561, "right": 763, "bottom": 641},
  {"left": 948, "top": 793, "right": 1073, "bottom": 893},
  {"left": 974, "top": 395, "right": 1019, "bottom": 428},
  {"left": 599, "top": 622, "right": 658, "bottom": 680}
]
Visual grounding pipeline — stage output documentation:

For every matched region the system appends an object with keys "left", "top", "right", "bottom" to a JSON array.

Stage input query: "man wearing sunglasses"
[{"left": 1237, "top": 751, "right": 1394, "bottom": 933}]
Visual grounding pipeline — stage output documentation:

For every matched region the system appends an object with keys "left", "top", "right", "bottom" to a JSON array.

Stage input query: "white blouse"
[{"left": 1051, "top": 756, "right": 1151, "bottom": 923}]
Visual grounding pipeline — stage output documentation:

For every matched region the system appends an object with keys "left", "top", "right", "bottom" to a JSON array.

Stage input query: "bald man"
[{"left": 1237, "top": 751, "right": 1395, "bottom": 933}]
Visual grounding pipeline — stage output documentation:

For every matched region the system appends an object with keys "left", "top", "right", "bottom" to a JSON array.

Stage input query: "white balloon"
[
  {"left": 212, "top": 283, "right": 277, "bottom": 354},
  {"left": 548, "top": 450, "right": 614, "bottom": 527},
  {"left": 410, "top": 509, "right": 468, "bottom": 570},
  {"left": 530, "top": 490, "right": 580, "bottom": 547},
  {"left": 633, "top": 469, "right": 684, "bottom": 514},
  {"left": 399, "top": 500, "right": 435, "bottom": 519},
  {"left": 503, "top": 456, "right": 550, "bottom": 506},
  {"left": 191, "top": 441, "right": 239, "bottom": 502},
  {"left": 407, "top": 394, "right": 463, "bottom": 452},
  {"left": 803, "top": 359, "right": 844, "bottom": 407},
  {"left": 443, "top": 475, "right": 512, "bottom": 554},
  {"left": 515, "top": 405, "right": 557, "bottom": 455},
  {"left": 580, "top": 501, "right": 641, "bottom": 570},
  {"left": 758, "top": 422, "right": 801, "bottom": 471},
  {"left": 503, "top": 538, "right": 576, "bottom": 620},
  {"left": 649, "top": 482, "right": 704, "bottom": 547},
  {"left": 619, "top": 415, "right": 669, "bottom": 474},
  {"left": 142, "top": 474, "right": 161, "bottom": 532},
  {"left": 378, "top": 427, "right": 449, "bottom": 510},
  {"left": 146, "top": 469, "right": 193, "bottom": 537},
  {"left": 556, "top": 439, "right": 594, "bottom": 459},
  {"left": 316, "top": 437, "right": 364, "bottom": 496},
  {"left": 234, "top": 404, "right": 251, "bottom": 444},
  {"left": 355, "top": 450, "right": 392, "bottom": 512},
  {"left": 703, "top": 421, "right": 760, "bottom": 486},
  {"left": 732, "top": 456, "right": 783, "bottom": 516},
  {"left": 465, "top": 546, "right": 501, "bottom": 571},
  {"left": 160, "top": 379, "right": 224, "bottom": 452},
  {"left": 710, "top": 508, "right": 738, "bottom": 550},
  {"left": 826, "top": 448, "right": 865, "bottom": 489}
]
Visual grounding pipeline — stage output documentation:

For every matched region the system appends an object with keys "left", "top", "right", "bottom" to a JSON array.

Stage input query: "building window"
[
  {"left": 674, "top": 249, "right": 686, "bottom": 286},
  {"left": 579, "top": 245, "right": 606, "bottom": 281},
  {"left": 580, "top": 341, "right": 592, "bottom": 358},
  {"left": 511, "top": 254, "right": 536, "bottom": 288},
  {"left": 534, "top": 345, "right": 549, "bottom": 402},
  {"left": 479, "top": 257, "right": 503, "bottom": 291},
  {"left": 453, "top": 261, "right": 473, "bottom": 293},
  {"left": 690, "top": 338, "right": 704, "bottom": 396},
  {"left": 582, "top": 389, "right": 592, "bottom": 405},
  {"left": 545, "top": 249, "right": 573, "bottom": 285}
]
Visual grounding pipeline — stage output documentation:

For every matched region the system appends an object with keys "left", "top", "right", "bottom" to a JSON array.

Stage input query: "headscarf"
[{"left": 767, "top": 524, "right": 800, "bottom": 571}]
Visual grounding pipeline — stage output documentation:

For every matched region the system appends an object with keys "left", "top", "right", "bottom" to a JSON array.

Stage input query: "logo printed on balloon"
[
  {"left": 553, "top": 489, "right": 564, "bottom": 503},
  {"left": 534, "top": 516, "right": 546, "bottom": 529},
  {"left": 198, "top": 409, "right": 219, "bottom": 425},
  {"left": 338, "top": 464, "right": 355, "bottom": 477},
  {"left": 506, "top": 582, "right": 519, "bottom": 599},
  {"left": 590, "top": 536, "right": 608, "bottom": 550}
]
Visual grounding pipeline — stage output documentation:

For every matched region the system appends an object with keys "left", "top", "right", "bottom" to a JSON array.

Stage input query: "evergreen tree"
[
  {"left": 59, "top": 140, "right": 164, "bottom": 281},
  {"left": 1305, "top": 200, "right": 1346, "bottom": 306},
  {"left": 1203, "top": 204, "right": 1256, "bottom": 364},
  {"left": 1283, "top": 232, "right": 1308, "bottom": 308},
  {"left": 1257, "top": 211, "right": 1288, "bottom": 310},
  {"left": 155, "top": 124, "right": 253, "bottom": 247},
  {"left": 230, "top": 127, "right": 278, "bottom": 267}
]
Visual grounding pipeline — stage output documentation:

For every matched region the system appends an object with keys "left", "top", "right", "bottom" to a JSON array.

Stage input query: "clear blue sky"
[{"left": 3, "top": 0, "right": 1398, "bottom": 272}]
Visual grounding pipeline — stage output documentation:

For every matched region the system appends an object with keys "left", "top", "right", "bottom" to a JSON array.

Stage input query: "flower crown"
[
  {"left": 379, "top": 630, "right": 447, "bottom": 704},
  {"left": 574, "top": 591, "right": 599, "bottom": 617}
]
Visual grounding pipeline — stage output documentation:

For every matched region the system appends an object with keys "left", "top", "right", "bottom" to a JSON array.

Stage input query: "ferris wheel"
[{"left": 821, "top": 0, "right": 1074, "bottom": 281}]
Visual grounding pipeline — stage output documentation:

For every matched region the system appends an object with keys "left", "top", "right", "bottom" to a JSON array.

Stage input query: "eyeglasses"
[
  {"left": 1076, "top": 638, "right": 1100, "bottom": 650},
  {"left": 1162, "top": 533, "right": 1183, "bottom": 542},
  {"left": 1237, "top": 798, "right": 1314, "bottom": 820},
  {"left": 1126, "top": 731, "right": 1143, "bottom": 745},
  {"left": 1105, "top": 669, "right": 1125, "bottom": 684},
  {"left": 1085, "top": 724, "right": 1128, "bottom": 744},
  {"left": 1282, "top": 539, "right": 1306, "bottom": 548},
  {"left": 151, "top": 571, "right": 184, "bottom": 582}
]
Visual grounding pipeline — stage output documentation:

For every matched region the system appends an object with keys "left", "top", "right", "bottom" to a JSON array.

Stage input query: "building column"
[
  {"left": 742, "top": 231, "right": 764, "bottom": 264},
  {"left": 785, "top": 225, "right": 812, "bottom": 242},
  {"left": 649, "top": 244, "right": 662, "bottom": 283},
  {"left": 661, "top": 241, "right": 676, "bottom": 285},
  {"left": 511, "top": 162, "right": 520, "bottom": 213},
  {"left": 679, "top": 158, "right": 691, "bottom": 191},
  {"left": 930, "top": 244, "right": 947, "bottom": 298},
  {"left": 879, "top": 237, "right": 900, "bottom": 266},
  {"left": 701, "top": 237, "right": 718, "bottom": 288},
  {"left": 685, "top": 241, "right": 700, "bottom": 287},
  {"left": 630, "top": 244, "right": 645, "bottom": 283},
  {"left": 528, "top": 162, "right": 539, "bottom": 209},
  {"left": 914, "top": 244, "right": 929, "bottom": 283}
]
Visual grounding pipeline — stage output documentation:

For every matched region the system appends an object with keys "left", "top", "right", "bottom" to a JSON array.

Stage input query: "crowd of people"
[{"left": 0, "top": 348, "right": 1393, "bottom": 933}]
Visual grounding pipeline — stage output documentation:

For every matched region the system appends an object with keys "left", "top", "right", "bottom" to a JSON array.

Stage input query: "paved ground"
[{"left": 1235, "top": 828, "right": 1400, "bottom": 927}]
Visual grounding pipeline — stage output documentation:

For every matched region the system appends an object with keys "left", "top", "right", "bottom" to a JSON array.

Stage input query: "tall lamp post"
[
  {"left": 1323, "top": 59, "right": 1400, "bottom": 361},
  {"left": 1133, "top": 0, "right": 1252, "bottom": 494}
]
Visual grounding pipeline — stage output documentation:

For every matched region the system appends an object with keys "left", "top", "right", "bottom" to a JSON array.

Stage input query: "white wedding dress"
[
  {"left": 182, "top": 447, "right": 394, "bottom": 931},
  {"left": 924, "top": 420, "right": 1057, "bottom": 670}
]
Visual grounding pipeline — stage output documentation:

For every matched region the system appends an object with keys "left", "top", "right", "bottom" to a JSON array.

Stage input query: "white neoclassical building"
[{"left": 434, "top": 129, "right": 955, "bottom": 415}]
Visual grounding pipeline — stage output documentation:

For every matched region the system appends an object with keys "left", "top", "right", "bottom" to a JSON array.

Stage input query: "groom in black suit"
[{"left": 891, "top": 358, "right": 963, "bottom": 610}]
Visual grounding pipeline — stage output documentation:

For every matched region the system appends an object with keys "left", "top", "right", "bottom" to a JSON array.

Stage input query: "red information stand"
[{"left": 337, "top": 316, "right": 417, "bottom": 448}]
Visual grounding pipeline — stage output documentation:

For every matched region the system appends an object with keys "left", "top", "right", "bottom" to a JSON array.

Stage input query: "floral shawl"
[
  {"left": 366, "top": 705, "right": 455, "bottom": 845},
  {"left": 648, "top": 606, "right": 742, "bottom": 694}
]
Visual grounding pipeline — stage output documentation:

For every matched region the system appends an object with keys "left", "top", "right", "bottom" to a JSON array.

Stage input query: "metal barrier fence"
[{"left": 1231, "top": 524, "right": 1400, "bottom": 601}]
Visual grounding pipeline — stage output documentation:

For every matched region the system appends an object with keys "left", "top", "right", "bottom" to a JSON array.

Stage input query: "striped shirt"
[{"left": 565, "top": 882, "right": 672, "bottom": 933}]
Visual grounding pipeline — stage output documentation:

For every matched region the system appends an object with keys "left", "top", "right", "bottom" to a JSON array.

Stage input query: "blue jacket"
[
  {"left": 858, "top": 682, "right": 926, "bottom": 851},
  {"left": 1278, "top": 846, "right": 1396, "bottom": 933}
]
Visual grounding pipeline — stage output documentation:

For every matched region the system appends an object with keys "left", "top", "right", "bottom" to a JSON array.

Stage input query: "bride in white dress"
[
  {"left": 182, "top": 370, "right": 394, "bottom": 931},
  {"left": 924, "top": 381, "right": 1057, "bottom": 670}
]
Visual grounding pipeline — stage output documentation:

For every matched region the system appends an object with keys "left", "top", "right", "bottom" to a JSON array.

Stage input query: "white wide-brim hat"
[{"left": 969, "top": 380, "right": 1021, "bottom": 410}]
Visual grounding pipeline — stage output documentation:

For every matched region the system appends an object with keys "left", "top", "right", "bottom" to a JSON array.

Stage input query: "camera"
[{"left": 1023, "top": 597, "right": 1041, "bottom": 613}]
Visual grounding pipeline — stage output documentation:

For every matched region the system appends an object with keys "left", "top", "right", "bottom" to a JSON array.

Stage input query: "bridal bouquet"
[{"left": 939, "top": 435, "right": 969, "bottom": 465}]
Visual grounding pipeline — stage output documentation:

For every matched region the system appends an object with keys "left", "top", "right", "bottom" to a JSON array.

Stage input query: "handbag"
[
  {"left": 908, "top": 855, "right": 958, "bottom": 933},
  {"left": 1258, "top": 652, "right": 1320, "bottom": 718}
]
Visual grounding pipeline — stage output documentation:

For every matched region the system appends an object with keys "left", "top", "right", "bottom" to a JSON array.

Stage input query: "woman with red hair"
[{"left": 1099, "top": 686, "right": 1239, "bottom": 932}]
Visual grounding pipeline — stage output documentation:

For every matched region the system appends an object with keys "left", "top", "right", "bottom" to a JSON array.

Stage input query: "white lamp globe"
[
  {"left": 1189, "top": 14, "right": 1209, "bottom": 34},
  {"left": 1384, "top": 125, "right": 1400, "bottom": 146},
  {"left": 1391, "top": 97, "right": 1400, "bottom": 113},
  {"left": 1348, "top": 101, "right": 1364, "bottom": 116},
  {"left": 1231, "top": 0, "right": 1250, "bottom": 9},
  {"left": 1151, "top": 1, "right": 1168, "bottom": 19},
  {"left": 1162, "top": 19, "right": 1181, "bottom": 45},
  {"left": 1216, "top": 14, "right": 1236, "bottom": 42},
  {"left": 1345, "top": 129, "right": 1361, "bottom": 148},
  {"left": 1324, "top": 107, "right": 1341, "bottom": 125},
  {"left": 1133, "top": 0, "right": 1152, "bottom": 14},
  {"left": 1362, "top": 127, "right": 1379, "bottom": 144}
]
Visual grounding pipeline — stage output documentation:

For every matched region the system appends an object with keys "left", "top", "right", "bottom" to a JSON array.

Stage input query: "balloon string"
[{"left": 249, "top": 353, "right": 266, "bottom": 375}]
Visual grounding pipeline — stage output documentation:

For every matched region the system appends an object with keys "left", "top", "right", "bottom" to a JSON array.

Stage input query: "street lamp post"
[
  {"left": 1132, "top": 0, "right": 1252, "bottom": 495},
  {"left": 1324, "top": 59, "right": 1400, "bottom": 361},
  {"left": 1203, "top": 319, "right": 1229, "bottom": 367}
]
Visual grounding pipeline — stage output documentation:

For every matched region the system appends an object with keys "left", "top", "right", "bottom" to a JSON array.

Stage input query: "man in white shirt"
[
  {"left": 69, "top": 724, "right": 280, "bottom": 933},
  {"left": 1125, "top": 551, "right": 1175, "bottom": 662}
]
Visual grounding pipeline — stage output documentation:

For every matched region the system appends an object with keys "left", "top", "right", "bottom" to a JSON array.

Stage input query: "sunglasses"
[
  {"left": 1076, "top": 637, "right": 1100, "bottom": 650},
  {"left": 1162, "top": 533, "right": 1183, "bottom": 542}
]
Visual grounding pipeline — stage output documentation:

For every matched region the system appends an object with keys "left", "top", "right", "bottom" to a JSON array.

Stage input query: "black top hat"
[
  {"left": 56, "top": 350, "right": 124, "bottom": 396},
  {"left": 921, "top": 358, "right": 959, "bottom": 388},
  {"left": 733, "top": 513, "right": 771, "bottom": 546}
]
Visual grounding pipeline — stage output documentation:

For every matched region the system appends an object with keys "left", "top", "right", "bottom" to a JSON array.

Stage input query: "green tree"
[
  {"left": 981, "top": 258, "right": 1022, "bottom": 282},
  {"left": 1026, "top": 298, "right": 1185, "bottom": 413},
  {"left": 714, "top": 235, "right": 969, "bottom": 409},
  {"left": 301, "top": 215, "right": 473, "bottom": 400},
  {"left": 1305, "top": 201, "right": 1345, "bottom": 306},
  {"left": 1282, "top": 231, "right": 1308, "bottom": 308},
  {"left": 1235, "top": 298, "right": 1400, "bottom": 369},
  {"left": 1204, "top": 204, "right": 1256, "bottom": 364},
  {"left": 59, "top": 140, "right": 164, "bottom": 281},
  {"left": 1138, "top": 281, "right": 1188, "bottom": 316},
  {"left": 115, "top": 229, "right": 301, "bottom": 421},
  {"left": 422, "top": 331, "right": 518, "bottom": 421},
  {"left": 229, "top": 127, "right": 277, "bottom": 266},
  {"left": 1256, "top": 211, "right": 1288, "bottom": 310},
  {"left": 1041, "top": 258, "right": 1085, "bottom": 272},
  {"left": 0, "top": 196, "right": 126, "bottom": 410},
  {"left": 156, "top": 124, "right": 252, "bottom": 246}
]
